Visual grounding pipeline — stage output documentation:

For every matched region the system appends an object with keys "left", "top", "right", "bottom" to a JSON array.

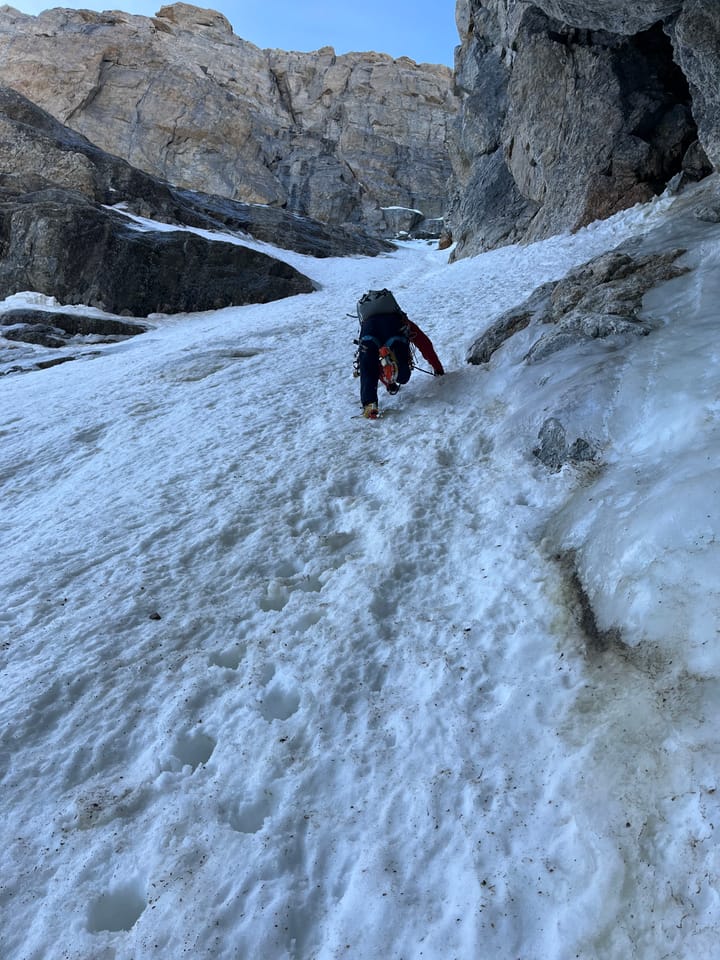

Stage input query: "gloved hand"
[{"left": 434, "top": 367, "right": 445, "bottom": 377}]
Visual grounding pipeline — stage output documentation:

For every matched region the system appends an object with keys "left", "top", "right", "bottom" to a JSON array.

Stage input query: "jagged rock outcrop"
[
  {"left": 466, "top": 245, "right": 689, "bottom": 366},
  {"left": 533, "top": 417, "right": 599, "bottom": 472},
  {"left": 0, "top": 3, "right": 456, "bottom": 237},
  {"left": 512, "top": 1, "right": 684, "bottom": 33},
  {"left": 668, "top": 2, "right": 720, "bottom": 178},
  {"left": 449, "top": 0, "right": 719, "bottom": 258}
]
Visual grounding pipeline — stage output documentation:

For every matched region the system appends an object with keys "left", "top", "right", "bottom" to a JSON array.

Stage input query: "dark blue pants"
[{"left": 359, "top": 314, "right": 411, "bottom": 405}]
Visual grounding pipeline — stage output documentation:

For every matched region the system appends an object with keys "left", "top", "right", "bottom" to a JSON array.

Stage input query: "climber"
[{"left": 355, "top": 288, "right": 444, "bottom": 419}]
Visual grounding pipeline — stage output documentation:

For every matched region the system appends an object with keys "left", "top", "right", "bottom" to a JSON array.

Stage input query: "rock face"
[
  {"left": 0, "top": 3, "right": 457, "bottom": 236},
  {"left": 0, "top": 190, "right": 315, "bottom": 315},
  {"left": 4, "top": 75, "right": 392, "bottom": 243},
  {"left": 450, "top": 0, "right": 719, "bottom": 257},
  {"left": 669, "top": 1, "right": 720, "bottom": 177},
  {"left": 5, "top": 1, "right": 719, "bottom": 266},
  {"left": 0, "top": 86, "right": 323, "bottom": 315},
  {"left": 0, "top": 83, "right": 392, "bottom": 259},
  {"left": 512, "top": 1, "right": 683, "bottom": 33}
]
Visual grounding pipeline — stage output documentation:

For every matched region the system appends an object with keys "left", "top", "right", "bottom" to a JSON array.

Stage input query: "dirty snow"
[{"left": 1, "top": 185, "right": 719, "bottom": 959}]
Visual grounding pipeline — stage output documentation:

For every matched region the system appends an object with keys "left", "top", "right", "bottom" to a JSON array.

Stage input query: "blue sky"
[{"left": 10, "top": 1, "right": 459, "bottom": 65}]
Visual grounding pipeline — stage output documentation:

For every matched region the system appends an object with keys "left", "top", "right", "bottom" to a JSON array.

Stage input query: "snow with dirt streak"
[{"left": 2, "top": 184, "right": 719, "bottom": 959}]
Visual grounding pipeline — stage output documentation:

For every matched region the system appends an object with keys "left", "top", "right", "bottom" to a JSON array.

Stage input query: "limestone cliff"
[
  {"left": 0, "top": 82, "right": 399, "bottom": 326},
  {"left": 0, "top": 3, "right": 457, "bottom": 236},
  {"left": 449, "top": 0, "right": 718, "bottom": 257}
]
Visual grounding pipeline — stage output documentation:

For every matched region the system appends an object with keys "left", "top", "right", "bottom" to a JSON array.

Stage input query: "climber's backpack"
[{"left": 356, "top": 288, "right": 403, "bottom": 323}]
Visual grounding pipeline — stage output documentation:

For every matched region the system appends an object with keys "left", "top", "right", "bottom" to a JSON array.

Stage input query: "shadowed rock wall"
[{"left": 449, "top": 0, "right": 719, "bottom": 257}]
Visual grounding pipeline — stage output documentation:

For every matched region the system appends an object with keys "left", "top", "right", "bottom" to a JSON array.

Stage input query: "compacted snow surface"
[{"left": 2, "top": 188, "right": 720, "bottom": 959}]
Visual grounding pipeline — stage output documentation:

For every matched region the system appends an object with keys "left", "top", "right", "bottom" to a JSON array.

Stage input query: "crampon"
[{"left": 378, "top": 345, "right": 399, "bottom": 391}]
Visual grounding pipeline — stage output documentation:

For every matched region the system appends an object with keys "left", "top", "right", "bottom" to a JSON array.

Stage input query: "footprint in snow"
[
  {"left": 87, "top": 880, "right": 146, "bottom": 933},
  {"left": 208, "top": 643, "right": 247, "bottom": 670},
  {"left": 224, "top": 792, "right": 276, "bottom": 834},
  {"left": 162, "top": 730, "right": 216, "bottom": 773},
  {"left": 258, "top": 682, "right": 300, "bottom": 722}
]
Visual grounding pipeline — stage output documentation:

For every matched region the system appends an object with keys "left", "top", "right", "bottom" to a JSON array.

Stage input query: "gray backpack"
[{"left": 356, "top": 288, "right": 403, "bottom": 323}]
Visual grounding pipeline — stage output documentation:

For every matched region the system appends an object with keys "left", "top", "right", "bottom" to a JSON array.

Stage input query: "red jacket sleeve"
[{"left": 404, "top": 318, "right": 444, "bottom": 374}]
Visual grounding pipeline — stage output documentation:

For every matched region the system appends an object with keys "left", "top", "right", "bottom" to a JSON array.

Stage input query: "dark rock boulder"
[
  {"left": 680, "top": 140, "right": 713, "bottom": 185},
  {"left": 0, "top": 308, "right": 147, "bottom": 347},
  {"left": 2, "top": 322, "right": 68, "bottom": 348},
  {"left": 533, "top": 417, "right": 599, "bottom": 472},
  {"left": 0, "top": 190, "right": 315, "bottom": 315}
]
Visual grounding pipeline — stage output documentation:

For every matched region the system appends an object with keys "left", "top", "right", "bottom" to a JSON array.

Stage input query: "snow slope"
[{"left": 2, "top": 187, "right": 719, "bottom": 959}]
